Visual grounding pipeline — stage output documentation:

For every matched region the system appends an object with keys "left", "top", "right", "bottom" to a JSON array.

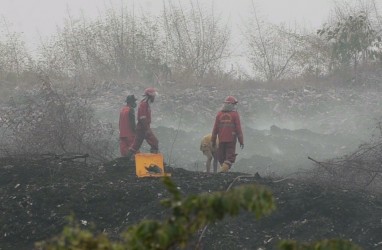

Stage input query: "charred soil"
[{"left": 0, "top": 156, "right": 382, "bottom": 250}]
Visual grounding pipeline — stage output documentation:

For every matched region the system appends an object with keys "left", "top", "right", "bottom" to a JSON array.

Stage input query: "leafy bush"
[{"left": 279, "top": 239, "right": 361, "bottom": 250}]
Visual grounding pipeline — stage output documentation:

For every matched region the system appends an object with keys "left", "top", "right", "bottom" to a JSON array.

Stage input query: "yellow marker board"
[{"left": 135, "top": 153, "right": 170, "bottom": 177}]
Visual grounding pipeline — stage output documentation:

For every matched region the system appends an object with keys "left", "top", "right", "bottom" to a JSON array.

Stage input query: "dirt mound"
[{"left": 1, "top": 156, "right": 382, "bottom": 250}]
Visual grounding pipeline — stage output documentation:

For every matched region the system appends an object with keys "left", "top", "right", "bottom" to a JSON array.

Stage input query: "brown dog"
[{"left": 200, "top": 134, "right": 219, "bottom": 173}]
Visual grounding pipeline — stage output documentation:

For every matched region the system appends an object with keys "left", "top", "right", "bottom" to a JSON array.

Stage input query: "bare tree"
[
  {"left": 37, "top": 5, "right": 166, "bottom": 84},
  {"left": 162, "top": 0, "right": 231, "bottom": 82},
  {"left": 0, "top": 18, "right": 31, "bottom": 81},
  {"left": 243, "top": 4, "right": 304, "bottom": 82},
  {"left": 284, "top": 30, "right": 332, "bottom": 79}
]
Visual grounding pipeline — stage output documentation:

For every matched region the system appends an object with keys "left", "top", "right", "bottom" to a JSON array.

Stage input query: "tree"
[
  {"left": 0, "top": 19, "right": 32, "bottom": 81},
  {"left": 286, "top": 32, "right": 332, "bottom": 79},
  {"left": 37, "top": 6, "right": 166, "bottom": 84},
  {"left": 162, "top": 0, "right": 231, "bottom": 82},
  {"left": 243, "top": 6, "right": 302, "bottom": 82},
  {"left": 318, "top": 11, "right": 382, "bottom": 82},
  {"left": 36, "top": 1, "right": 232, "bottom": 85}
]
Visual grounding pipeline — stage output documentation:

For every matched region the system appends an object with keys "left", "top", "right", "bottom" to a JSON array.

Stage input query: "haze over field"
[
  {"left": 1, "top": 0, "right": 382, "bottom": 175},
  {"left": 1, "top": 0, "right": 335, "bottom": 54},
  {"left": 1, "top": 2, "right": 382, "bottom": 249}
]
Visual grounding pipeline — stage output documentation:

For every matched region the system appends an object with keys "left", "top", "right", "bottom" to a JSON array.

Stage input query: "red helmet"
[
  {"left": 224, "top": 96, "right": 238, "bottom": 104},
  {"left": 143, "top": 87, "right": 157, "bottom": 97}
]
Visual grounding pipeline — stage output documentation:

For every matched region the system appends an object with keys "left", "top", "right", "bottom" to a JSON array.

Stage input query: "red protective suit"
[
  {"left": 211, "top": 110, "right": 243, "bottom": 168},
  {"left": 119, "top": 105, "right": 136, "bottom": 156},
  {"left": 129, "top": 100, "right": 158, "bottom": 153}
]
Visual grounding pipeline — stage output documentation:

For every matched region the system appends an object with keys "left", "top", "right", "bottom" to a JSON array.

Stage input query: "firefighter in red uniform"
[
  {"left": 126, "top": 88, "right": 159, "bottom": 160},
  {"left": 211, "top": 96, "right": 244, "bottom": 172},
  {"left": 119, "top": 95, "right": 138, "bottom": 156}
]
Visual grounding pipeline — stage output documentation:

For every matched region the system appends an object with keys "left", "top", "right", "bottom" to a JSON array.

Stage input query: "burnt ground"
[{"left": 1, "top": 156, "right": 382, "bottom": 250}]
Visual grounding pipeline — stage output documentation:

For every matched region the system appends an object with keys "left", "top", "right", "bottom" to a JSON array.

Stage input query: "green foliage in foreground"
[
  {"left": 36, "top": 177, "right": 361, "bottom": 250},
  {"left": 124, "top": 177, "right": 275, "bottom": 249},
  {"left": 35, "top": 218, "right": 121, "bottom": 250},
  {"left": 279, "top": 239, "right": 362, "bottom": 250}
]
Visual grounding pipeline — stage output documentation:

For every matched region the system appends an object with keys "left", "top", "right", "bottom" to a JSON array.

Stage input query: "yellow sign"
[{"left": 135, "top": 153, "right": 170, "bottom": 177}]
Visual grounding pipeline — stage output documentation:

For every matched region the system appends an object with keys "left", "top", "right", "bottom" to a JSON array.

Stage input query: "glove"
[{"left": 240, "top": 144, "right": 244, "bottom": 150}]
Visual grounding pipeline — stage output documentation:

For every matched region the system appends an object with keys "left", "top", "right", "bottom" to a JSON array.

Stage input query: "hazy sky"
[{"left": 0, "top": 0, "right": 336, "bottom": 51}]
